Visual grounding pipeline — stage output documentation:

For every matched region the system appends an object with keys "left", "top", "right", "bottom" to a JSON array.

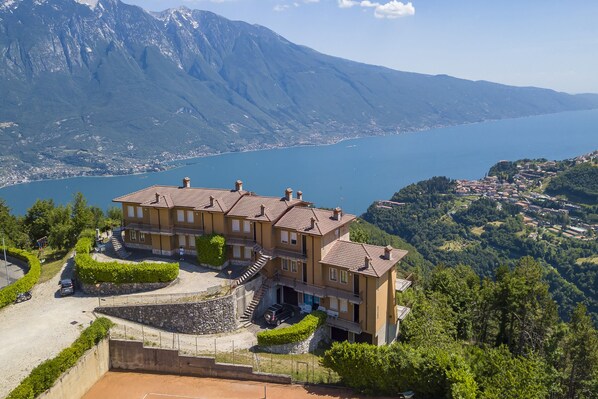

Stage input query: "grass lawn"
[
  {"left": 576, "top": 256, "right": 598, "bottom": 266},
  {"left": 39, "top": 248, "right": 71, "bottom": 283},
  {"left": 470, "top": 226, "right": 485, "bottom": 236}
]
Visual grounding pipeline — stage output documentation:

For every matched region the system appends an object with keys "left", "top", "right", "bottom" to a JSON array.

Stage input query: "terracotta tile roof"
[
  {"left": 113, "top": 185, "right": 245, "bottom": 213},
  {"left": 320, "top": 241, "right": 408, "bottom": 277},
  {"left": 274, "top": 207, "right": 356, "bottom": 236},
  {"left": 226, "top": 194, "right": 304, "bottom": 222}
]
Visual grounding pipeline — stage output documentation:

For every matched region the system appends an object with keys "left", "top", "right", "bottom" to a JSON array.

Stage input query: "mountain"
[{"left": 1, "top": 0, "right": 597, "bottom": 185}]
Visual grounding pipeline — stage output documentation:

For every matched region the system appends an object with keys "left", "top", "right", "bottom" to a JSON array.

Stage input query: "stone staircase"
[
  {"left": 234, "top": 252, "right": 271, "bottom": 286},
  {"left": 110, "top": 230, "right": 131, "bottom": 259},
  {"left": 239, "top": 280, "right": 270, "bottom": 325}
]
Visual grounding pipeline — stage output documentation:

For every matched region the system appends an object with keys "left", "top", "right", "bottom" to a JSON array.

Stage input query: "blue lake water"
[{"left": 1, "top": 109, "right": 597, "bottom": 215}]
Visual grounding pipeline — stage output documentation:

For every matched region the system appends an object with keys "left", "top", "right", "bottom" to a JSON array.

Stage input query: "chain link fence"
[{"left": 109, "top": 324, "right": 341, "bottom": 384}]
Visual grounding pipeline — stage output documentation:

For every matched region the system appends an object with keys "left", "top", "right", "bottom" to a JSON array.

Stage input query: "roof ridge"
[{"left": 113, "top": 184, "right": 160, "bottom": 201}]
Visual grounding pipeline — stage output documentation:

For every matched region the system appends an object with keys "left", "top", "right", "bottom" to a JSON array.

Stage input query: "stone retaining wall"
[
  {"left": 81, "top": 281, "right": 172, "bottom": 296},
  {"left": 96, "top": 294, "right": 237, "bottom": 334},
  {"left": 110, "top": 339, "right": 292, "bottom": 384},
  {"left": 259, "top": 326, "right": 328, "bottom": 355}
]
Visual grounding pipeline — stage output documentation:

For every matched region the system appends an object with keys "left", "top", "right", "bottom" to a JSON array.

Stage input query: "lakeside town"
[{"left": 455, "top": 151, "right": 598, "bottom": 240}]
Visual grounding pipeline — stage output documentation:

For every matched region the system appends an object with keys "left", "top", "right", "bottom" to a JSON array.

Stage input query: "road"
[{"left": 0, "top": 257, "right": 26, "bottom": 289}]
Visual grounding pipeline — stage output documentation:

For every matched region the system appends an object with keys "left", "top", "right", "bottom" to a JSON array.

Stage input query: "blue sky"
[{"left": 125, "top": 0, "right": 598, "bottom": 94}]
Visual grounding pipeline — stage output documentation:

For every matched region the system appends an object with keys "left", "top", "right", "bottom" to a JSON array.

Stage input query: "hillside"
[
  {"left": 363, "top": 155, "right": 598, "bottom": 323},
  {"left": 1, "top": 0, "right": 598, "bottom": 186}
]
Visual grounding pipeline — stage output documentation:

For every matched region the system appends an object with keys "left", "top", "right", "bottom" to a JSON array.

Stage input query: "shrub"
[
  {"left": 7, "top": 317, "right": 113, "bottom": 399},
  {"left": 257, "top": 311, "right": 327, "bottom": 346},
  {"left": 196, "top": 234, "right": 226, "bottom": 267},
  {"left": 0, "top": 247, "right": 41, "bottom": 309},
  {"left": 74, "top": 237, "right": 179, "bottom": 284}
]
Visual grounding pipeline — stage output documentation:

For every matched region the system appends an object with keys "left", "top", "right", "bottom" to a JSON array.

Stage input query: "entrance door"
[
  {"left": 302, "top": 235, "right": 307, "bottom": 256},
  {"left": 276, "top": 287, "right": 282, "bottom": 304},
  {"left": 353, "top": 275, "right": 360, "bottom": 295},
  {"left": 302, "top": 262, "right": 307, "bottom": 283},
  {"left": 353, "top": 304, "right": 360, "bottom": 323}
]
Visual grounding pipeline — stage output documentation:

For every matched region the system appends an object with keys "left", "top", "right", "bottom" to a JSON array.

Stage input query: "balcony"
[
  {"left": 275, "top": 275, "right": 362, "bottom": 304},
  {"left": 273, "top": 248, "right": 307, "bottom": 261},
  {"left": 125, "top": 222, "right": 175, "bottom": 236},
  {"left": 326, "top": 316, "right": 362, "bottom": 334}
]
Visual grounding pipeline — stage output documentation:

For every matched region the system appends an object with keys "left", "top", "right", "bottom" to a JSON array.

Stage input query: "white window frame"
[
  {"left": 233, "top": 245, "right": 241, "bottom": 259},
  {"left": 244, "top": 246, "right": 252, "bottom": 259},
  {"left": 243, "top": 220, "right": 251, "bottom": 233},
  {"left": 340, "top": 298, "right": 348, "bottom": 313},
  {"left": 329, "top": 267, "right": 337, "bottom": 281},
  {"left": 187, "top": 211, "right": 194, "bottom": 223},
  {"left": 281, "top": 230, "right": 289, "bottom": 244},
  {"left": 291, "top": 260, "right": 298, "bottom": 273},
  {"left": 177, "top": 210, "right": 185, "bottom": 222},
  {"left": 139, "top": 232, "right": 145, "bottom": 243},
  {"left": 137, "top": 207, "right": 143, "bottom": 218},
  {"left": 130, "top": 230, "right": 137, "bottom": 241},
  {"left": 232, "top": 219, "right": 240, "bottom": 232},
  {"left": 178, "top": 234, "right": 186, "bottom": 247},
  {"left": 290, "top": 232, "right": 297, "bottom": 245},
  {"left": 189, "top": 235, "right": 195, "bottom": 247},
  {"left": 329, "top": 297, "right": 338, "bottom": 311},
  {"left": 127, "top": 206, "right": 135, "bottom": 218},
  {"left": 340, "top": 270, "right": 348, "bottom": 284},
  {"left": 282, "top": 258, "right": 289, "bottom": 271}
]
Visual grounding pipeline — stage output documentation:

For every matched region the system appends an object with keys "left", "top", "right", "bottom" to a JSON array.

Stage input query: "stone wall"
[
  {"left": 81, "top": 281, "right": 172, "bottom": 296},
  {"left": 38, "top": 338, "right": 110, "bottom": 399},
  {"left": 110, "top": 339, "right": 292, "bottom": 384},
  {"left": 96, "top": 294, "right": 237, "bottom": 334},
  {"left": 259, "top": 326, "right": 328, "bottom": 355},
  {"left": 234, "top": 275, "right": 264, "bottom": 319}
]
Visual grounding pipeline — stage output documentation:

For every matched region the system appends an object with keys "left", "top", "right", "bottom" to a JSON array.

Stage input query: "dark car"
[
  {"left": 59, "top": 279, "right": 75, "bottom": 297},
  {"left": 264, "top": 304, "right": 295, "bottom": 326}
]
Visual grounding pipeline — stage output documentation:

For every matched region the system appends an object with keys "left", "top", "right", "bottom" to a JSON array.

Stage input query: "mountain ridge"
[{"left": 1, "top": 0, "right": 597, "bottom": 187}]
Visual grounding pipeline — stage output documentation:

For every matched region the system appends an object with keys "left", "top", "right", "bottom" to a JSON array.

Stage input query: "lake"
[{"left": 1, "top": 109, "right": 597, "bottom": 215}]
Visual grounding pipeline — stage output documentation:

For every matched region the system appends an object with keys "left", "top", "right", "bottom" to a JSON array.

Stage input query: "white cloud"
[
  {"left": 338, "top": 0, "right": 415, "bottom": 19},
  {"left": 273, "top": 4, "right": 291, "bottom": 11}
]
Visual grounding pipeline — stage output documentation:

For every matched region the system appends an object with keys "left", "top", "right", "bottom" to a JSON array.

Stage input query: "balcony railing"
[
  {"left": 124, "top": 223, "right": 175, "bottom": 236},
  {"left": 275, "top": 275, "right": 362, "bottom": 304},
  {"left": 326, "top": 316, "right": 362, "bottom": 334}
]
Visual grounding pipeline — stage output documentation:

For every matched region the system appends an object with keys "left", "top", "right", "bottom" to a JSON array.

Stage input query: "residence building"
[{"left": 113, "top": 178, "right": 408, "bottom": 345}]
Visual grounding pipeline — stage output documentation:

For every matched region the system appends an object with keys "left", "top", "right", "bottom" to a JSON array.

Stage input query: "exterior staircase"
[
  {"left": 234, "top": 252, "right": 271, "bottom": 286},
  {"left": 239, "top": 280, "right": 270, "bottom": 325},
  {"left": 110, "top": 229, "right": 131, "bottom": 259}
]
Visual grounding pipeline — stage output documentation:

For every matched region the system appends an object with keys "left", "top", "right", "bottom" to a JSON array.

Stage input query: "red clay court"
[{"left": 82, "top": 372, "right": 393, "bottom": 399}]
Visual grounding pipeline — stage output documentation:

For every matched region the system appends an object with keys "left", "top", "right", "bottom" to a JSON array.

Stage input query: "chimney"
[
  {"left": 260, "top": 204, "right": 266, "bottom": 216},
  {"left": 182, "top": 177, "right": 191, "bottom": 188},
  {"left": 310, "top": 217, "right": 316, "bottom": 230},
  {"left": 155, "top": 193, "right": 160, "bottom": 203},
  {"left": 285, "top": 188, "right": 293, "bottom": 201},
  {"left": 209, "top": 195, "right": 215, "bottom": 207},
  {"left": 384, "top": 245, "right": 393, "bottom": 260},
  {"left": 333, "top": 207, "right": 342, "bottom": 221},
  {"left": 235, "top": 180, "right": 243, "bottom": 192},
  {"left": 297, "top": 191, "right": 303, "bottom": 201},
  {"left": 365, "top": 256, "right": 372, "bottom": 268}
]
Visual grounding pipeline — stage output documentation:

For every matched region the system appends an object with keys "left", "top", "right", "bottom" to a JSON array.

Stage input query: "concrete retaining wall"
[
  {"left": 81, "top": 281, "right": 172, "bottom": 296},
  {"left": 259, "top": 326, "right": 328, "bottom": 354},
  {"left": 234, "top": 275, "right": 263, "bottom": 319},
  {"left": 38, "top": 338, "right": 110, "bottom": 399},
  {"left": 110, "top": 339, "right": 291, "bottom": 384},
  {"left": 96, "top": 294, "right": 237, "bottom": 334}
]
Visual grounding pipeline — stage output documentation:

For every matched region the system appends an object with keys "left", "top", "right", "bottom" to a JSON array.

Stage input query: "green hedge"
[
  {"left": 257, "top": 310, "right": 327, "bottom": 346},
  {"left": 0, "top": 248, "right": 41, "bottom": 309},
  {"left": 74, "top": 237, "right": 179, "bottom": 284},
  {"left": 7, "top": 317, "right": 113, "bottom": 399},
  {"left": 196, "top": 234, "right": 226, "bottom": 267}
]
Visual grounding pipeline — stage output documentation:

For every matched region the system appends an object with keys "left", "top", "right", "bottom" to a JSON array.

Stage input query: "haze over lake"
[{"left": 2, "top": 109, "right": 597, "bottom": 216}]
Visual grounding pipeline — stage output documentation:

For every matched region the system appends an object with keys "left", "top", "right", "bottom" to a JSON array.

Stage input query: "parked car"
[
  {"left": 264, "top": 304, "right": 295, "bottom": 326},
  {"left": 15, "top": 291, "right": 32, "bottom": 303},
  {"left": 59, "top": 279, "right": 75, "bottom": 297}
]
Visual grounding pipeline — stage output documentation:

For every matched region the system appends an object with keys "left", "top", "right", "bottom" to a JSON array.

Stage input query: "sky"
[{"left": 124, "top": 0, "right": 598, "bottom": 94}]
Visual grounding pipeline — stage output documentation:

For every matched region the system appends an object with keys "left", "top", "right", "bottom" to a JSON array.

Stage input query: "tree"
[
  {"left": 0, "top": 199, "right": 29, "bottom": 248},
  {"left": 48, "top": 205, "right": 75, "bottom": 250},
  {"left": 23, "top": 199, "right": 55, "bottom": 243},
  {"left": 71, "top": 192, "right": 94, "bottom": 237}
]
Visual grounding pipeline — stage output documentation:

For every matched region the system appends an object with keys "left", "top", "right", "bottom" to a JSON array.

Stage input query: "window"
[
  {"left": 340, "top": 298, "right": 348, "bottom": 313},
  {"left": 127, "top": 206, "right": 135, "bottom": 218},
  {"left": 137, "top": 207, "right": 143, "bottom": 218},
  {"left": 244, "top": 246, "right": 252, "bottom": 259},
  {"left": 340, "top": 270, "right": 348, "bottom": 284},
  {"left": 187, "top": 211, "right": 194, "bottom": 223},
  {"left": 130, "top": 230, "right": 137, "bottom": 241},
  {"left": 177, "top": 210, "right": 184, "bottom": 222},
  {"left": 291, "top": 260, "right": 298, "bottom": 273},
  {"left": 232, "top": 219, "right": 240, "bottom": 232},
  {"left": 139, "top": 232, "right": 145, "bottom": 243},
  {"left": 233, "top": 245, "right": 241, "bottom": 259},
  {"left": 281, "top": 230, "right": 289, "bottom": 244},
  {"left": 243, "top": 220, "right": 250, "bottom": 233},
  {"left": 178, "top": 234, "right": 186, "bottom": 247},
  {"left": 329, "top": 297, "right": 338, "bottom": 311},
  {"left": 290, "top": 232, "right": 297, "bottom": 245},
  {"left": 189, "top": 235, "right": 195, "bottom": 247},
  {"left": 282, "top": 258, "right": 289, "bottom": 271},
  {"left": 329, "top": 267, "right": 337, "bottom": 281}
]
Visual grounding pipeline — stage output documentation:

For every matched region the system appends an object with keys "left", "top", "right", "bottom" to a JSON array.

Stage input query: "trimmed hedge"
[
  {"left": 7, "top": 317, "right": 113, "bottom": 399},
  {"left": 257, "top": 310, "right": 327, "bottom": 346},
  {"left": 0, "top": 247, "right": 41, "bottom": 309},
  {"left": 74, "top": 237, "right": 179, "bottom": 284},
  {"left": 196, "top": 234, "right": 226, "bottom": 267}
]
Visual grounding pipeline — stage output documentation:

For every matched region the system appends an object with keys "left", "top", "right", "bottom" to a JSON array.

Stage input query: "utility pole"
[{"left": 3, "top": 236, "right": 9, "bottom": 286}]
